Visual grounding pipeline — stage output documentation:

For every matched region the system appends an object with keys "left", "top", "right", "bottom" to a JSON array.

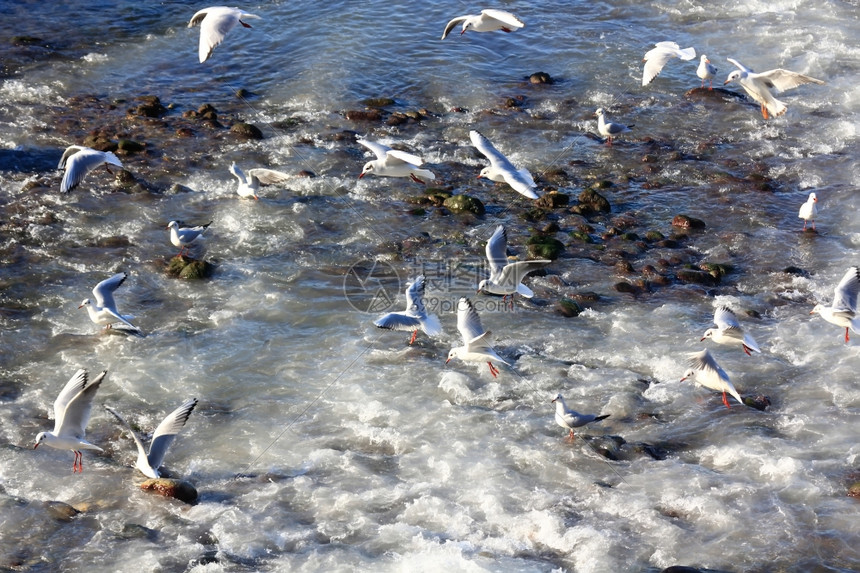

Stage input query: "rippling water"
[{"left": 1, "top": 0, "right": 858, "bottom": 571}]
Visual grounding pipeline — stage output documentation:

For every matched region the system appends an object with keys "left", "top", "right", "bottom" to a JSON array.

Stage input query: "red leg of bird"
[
  {"left": 568, "top": 429, "right": 575, "bottom": 440},
  {"left": 761, "top": 105, "right": 769, "bottom": 120},
  {"left": 487, "top": 362, "right": 499, "bottom": 378},
  {"left": 743, "top": 345, "right": 751, "bottom": 356},
  {"left": 845, "top": 328, "right": 850, "bottom": 344},
  {"left": 409, "top": 330, "right": 417, "bottom": 345},
  {"left": 606, "top": 136, "right": 613, "bottom": 146},
  {"left": 802, "top": 220, "right": 807, "bottom": 231},
  {"left": 722, "top": 391, "right": 731, "bottom": 409},
  {"left": 240, "top": 20, "right": 252, "bottom": 28},
  {"left": 409, "top": 174, "right": 425, "bottom": 185},
  {"left": 502, "top": 27, "right": 512, "bottom": 33},
  {"left": 73, "top": 451, "right": 81, "bottom": 473}
]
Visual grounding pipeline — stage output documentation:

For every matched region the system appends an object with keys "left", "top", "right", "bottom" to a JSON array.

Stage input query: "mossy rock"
[
  {"left": 527, "top": 235, "right": 564, "bottom": 260},
  {"left": 528, "top": 71, "right": 554, "bottom": 84},
  {"left": 557, "top": 298, "right": 583, "bottom": 317},
  {"left": 569, "top": 230, "right": 594, "bottom": 243},
  {"left": 644, "top": 230, "right": 665, "bottom": 242},
  {"left": 443, "top": 194, "right": 485, "bottom": 215},
  {"left": 230, "top": 122, "right": 264, "bottom": 139},
  {"left": 167, "top": 256, "right": 213, "bottom": 279},
  {"left": 141, "top": 478, "right": 198, "bottom": 504},
  {"left": 345, "top": 109, "right": 383, "bottom": 121},
  {"left": 699, "top": 262, "right": 733, "bottom": 279},
  {"left": 129, "top": 96, "right": 167, "bottom": 118}
]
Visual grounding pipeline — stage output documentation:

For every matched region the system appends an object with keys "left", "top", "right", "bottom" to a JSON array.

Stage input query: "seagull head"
[
  {"left": 810, "top": 303, "right": 824, "bottom": 316},
  {"left": 701, "top": 328, "right": 716, "bottom": 342},
  {"left": 34, "top": 432, "right": 48, "bottom": 449},
  {"left": 476, "top": 279, "right": 489, "bottom": 294},
  {"left": 680, "top": 369, "right": 694, "bottom": 382},
  {"left": 551, "top": 393, "right": 563, "bottom": 404},
  {"left": 477, "top": 166, "right": 491, "bottom": 180},
  {"left": 167, "top": 220, "right": 179, "bottom": 230},
  {"left": 595, "top": 108, "right": 605, "bottom": 118},
  {"left": 810, "top": 192, "right": 817, "bottom": 203},
  {"left": 359, "top": 162, "right": 374, "bottom": 179},
  {"left": 724, "top": 70, "right": 743, "bottom": 85},
  {"left": 78, "top": 298, "right": 92, "bottom": 309},
  {"left": 445, "top": 348, "right": 461, "bottom": 363}
]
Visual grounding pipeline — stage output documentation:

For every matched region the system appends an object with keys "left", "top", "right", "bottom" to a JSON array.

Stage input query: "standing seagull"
[
  {"left": 810, "top": 267, "right": 860, "bottom": 344},
  {"left": 34, "top": 369, "right": 108, "bottom": 473},
  {"left": 697, "top": 55, "right": 717, "bottom": 89},
  {"left": 446, "top": 297, "right": 510, "bottom": 378},
  {"left": 798, "top": 192, "right": 818, "bottom": 231},
  {"left": 680, "top": 349, "right": 743, "bottom": 408},
  {"left": 595, "top": 108, "right": 633, "bottom": 145},
  {"left": 477, "top": 225, "right": 551, "bottom": 305},
  {"left": 105, "top": 398, "right": 198, "bottom": 479},
  {"left": 188, "top": 6, "right": 260, "bottom": 63},
  {"left": 701, "top": 306, "right": 761, "bottom": 356},
  {"left": 724, "top": 58, "right": 825, "bottom": 119},
  {"left": 229, "top": 162, "right": 291, "bottom": 200},
  {"left": 374, "top": 275, "right": 442, "bottom": 345},
  {"left": 58, "top": 145, "right": 123, "bottom": 193},
  {"left": 641, "top": 41, "right": 696, "bottom": 86},
  {"left": 441, "top": 9, "right": 524, "bottom": 40},
  {"left": 357, "top": 139, "right": 435, "bottom": 184},
  {"left": 167, "top": 220, "right": 212, "bottom": 257},
  {"left": 551, "top": 394, "right": 609, "bottom": 440},
  {"left": 470, "top": 130, "right": 539, "bottom": 199},
  {"left": 79, "top": 272, "right": 140, "bottom": 332}
]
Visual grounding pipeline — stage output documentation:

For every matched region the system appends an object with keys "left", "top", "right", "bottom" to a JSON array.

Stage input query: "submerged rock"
[
  {"left": 528, "top": 71, "right": 554, "bottom": 84},
  {"left": 672, "top": 214, "right": 706, "bottom": 229},
  {"left": 743, "top": 395, "right": 771, "bottom": 411},
  {"left": 230, "top": 122, "right": 264, "bottom": 139},
  {"left": 140, "top": 478, "right": 198, "bottom": 504},
  {"left": 43, "top": 500, "right": 80, "bottom": 522},
  {"left": 362, "top": 97, "right": 396, "bottom": 108},
  {"left": 576, "top": 188, "right": 611, "bottom": 214},
  {"left": 535, "top": 191, "right": 569, "bottom": 209}
]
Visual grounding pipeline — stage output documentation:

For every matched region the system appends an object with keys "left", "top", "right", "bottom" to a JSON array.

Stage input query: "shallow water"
[{"left": 1, "top": 0, "right": 859, "bottom": 571}]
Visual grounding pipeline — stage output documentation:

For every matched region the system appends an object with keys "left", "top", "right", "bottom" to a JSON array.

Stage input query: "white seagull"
[
  {"left": 374, "top": 275, "right": 442, "bottom": 345},
  {"left": 477, "top": 225, "right": 551, "bottom": 304},
  {"left": 441, "top": 9, "right": 525, "bottom": 40},
  {"left": 229, "top": 162, "right": 291, "bottom": 200},
  {"left": 105, "top": 398, "right": 198, "bottom": 479},
  {"left": 724, "top": 58, "right": 825, "bottom": 119},
  {"left": 357, "top": 139, "right": 434, "bottom": 184},
  {"left": 79, "top": 272, "right": 140, "bottom": 332},
  {"left": 470, "top": 130, "right": 539, "bottom": 199},
  {"left": 34, "top": 369, "right": 108, "bottom": 473},
  {"left": 680, "top": 349, "right": 743, "bottom": 408},
  {"left": 446, "top": 297, "right": 511, "bottom": 378},
  {"left": 810, "top": 266, "right": 860, "bottom": 344},
  {"left": 58, "top": 145, "right": 123, "bottom": 193},
  {"left": 697, "top": 55, "right": 717, "bottom": 89},
  {"left": 551, "top": 394, "right": 610, "bottom": 440},
  {"left": 798, "top": 192, "right": 818, "bottom": 231},
  {"left": 188, "top": 6, "right": 260, "bottom": 63},
  {"left": 595, "top": 108, "right": 633, "bottom": 145},
  {"left": 641, "top": 41, "right": 696, "bottom": 86},
  {"left": 167, "top": 220, "right": 212, "bottom": 257},
  {"left": 701, "top": 306, "right": 762, "bottom": 356}
]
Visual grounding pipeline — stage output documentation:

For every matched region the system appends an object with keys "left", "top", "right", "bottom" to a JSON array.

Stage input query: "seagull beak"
[
  {"left": 700, "top": 337, "right": 706, "bottom": 342},
  {"left": 551, "top": 398, "right": 557, "bottom": 403},
  {"left": 358, "top": 173, "right": 365, "bottom": 179},
  {"left": 445, "top": 358, "right": 451, "bottom": 364},
  {"left": 77, "top": 303, "right": 84, "bottom": 309},
  {"left": 723, "top": 79, "right": 731, "bottom": 85},
  {"left": 476, "top": 174, "right": 483, "bottom": 180},
  {"left": 679, "top": 376, "right": 687, "bottom": 382},
  {"left": 33, "top": 443, "right": 39, "bottom": 449}
]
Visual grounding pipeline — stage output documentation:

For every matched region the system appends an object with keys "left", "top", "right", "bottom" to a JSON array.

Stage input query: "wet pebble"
[{"left": 140, "top": 478, "right": 198, "bottom": 504}]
